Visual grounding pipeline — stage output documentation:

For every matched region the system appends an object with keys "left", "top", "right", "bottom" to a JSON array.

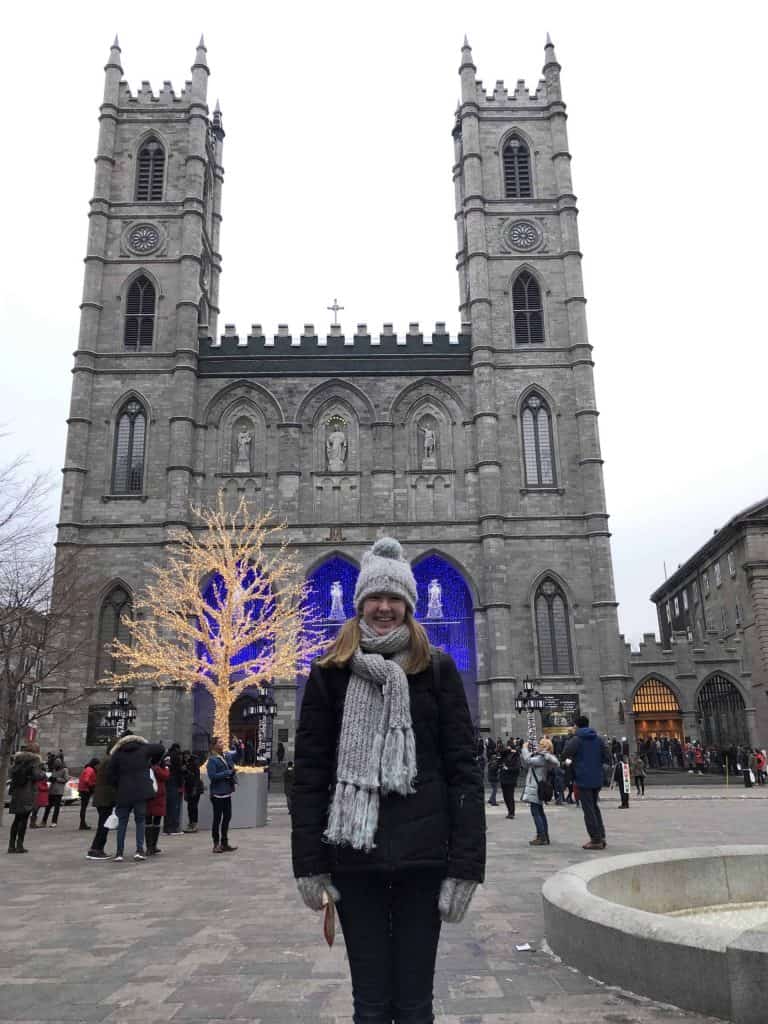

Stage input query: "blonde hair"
[
  {"left": 317, "top": 611, "right": 431, "bottom": 675},
  {"left": 538, "top": 737, "right": 554, "bottom": 753}
]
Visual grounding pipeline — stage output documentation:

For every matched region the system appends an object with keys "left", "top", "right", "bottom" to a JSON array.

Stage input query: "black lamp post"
[
  {"left": 242, "top": 688, "right": 278, "bottom": 761},
  {"left": 105, "top": 688, "right": 136, "bottom": 737},
  {"left": 514, "top": 676, "right": 545, "bottom": 745}
]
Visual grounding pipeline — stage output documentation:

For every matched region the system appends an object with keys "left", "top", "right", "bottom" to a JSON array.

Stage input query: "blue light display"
[
  {"left": 193, "top": 569, "right": 270, "bottom": 745},
  {"left": 299, "top": 552, "right": 478, "bottom": 722}
]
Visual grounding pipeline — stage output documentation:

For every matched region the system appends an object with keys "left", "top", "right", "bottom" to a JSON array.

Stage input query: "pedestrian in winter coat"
[
  {"left": 612, "top": 755, "right": 631, "bottom": 808},
  {"left": 29, "top": 776, "right": 49, "bottom": 827},
  {"left": 145, "top": 754, "right": 170, "bottom": 856},
  {"left": 283, "top": 760, "right": 295, "bottom": 814},
  {"left": 7, "top": 745, "right": 46, "bottom": 853},
  {"left": 182, "top": 751, "right": 203, "bottom": 833},
  {"left": 107, "top": 733, "right": 164, "bottom": 861},
  {"left": 291, "top": 536, "right": 485, "bottom": 1024},
  {"left": 86, "top": 744, "right": 118, "bottom": 860},
  {"left": 563, "top": 715, "right": 610, "bottom": 850},
  {"left": 77, "top": 758, "right": 100, "bottom": 830},
  {"left": 499, "top": 743, "right": 521, "bottom": 819},
  {"left": 163, "top": 743, "right": 184, "bottom": 836},
  {"left": 487, "top": 746, "right": 502, "bottom": 806},
  {"left": 41, "top": 758, "right": 68, "bottom": 827},
  {"left": 630, "top": 753, "right": 646, "bottom": 797},
  {"left": 521, "top": 740, "right": 559, "bottom": 845},
  {"left": 207, "top": 738, "right": 238, "bottom": 853}
]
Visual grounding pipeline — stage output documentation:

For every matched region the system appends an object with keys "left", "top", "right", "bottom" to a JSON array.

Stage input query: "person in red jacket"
[
  {"left": 77, "top": 758, "right": 100, "bottom": 830},
  {"left": 29, "top": 775, "right": 49, "bottom": 828},
  {"left": 145, "top": 752, "right": 170, "bottom": 856}
]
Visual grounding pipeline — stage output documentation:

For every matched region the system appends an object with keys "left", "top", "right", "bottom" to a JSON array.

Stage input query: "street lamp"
[
  {"left": 242, "top": 688, "right": 279, "bottom": 762},
  {"left": 106, "top": 689, "right": 136, "bottom": 736},
  {"left": 515, "top": 676, "right": 545, "bottom": 748}
]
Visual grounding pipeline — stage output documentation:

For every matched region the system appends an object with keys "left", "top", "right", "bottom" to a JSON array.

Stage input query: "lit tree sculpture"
[{"left": 101, "top": 493, "right": 322, "bottom": 742}]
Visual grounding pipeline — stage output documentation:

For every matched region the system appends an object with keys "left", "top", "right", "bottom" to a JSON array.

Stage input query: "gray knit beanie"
[{"left": 353, "top": 537, "right": 417, "bottom": 612}]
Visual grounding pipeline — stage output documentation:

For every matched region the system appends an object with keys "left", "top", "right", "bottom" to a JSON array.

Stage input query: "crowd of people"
[{"left": 6, "top": 734, "right": 239, "bottom": 858}]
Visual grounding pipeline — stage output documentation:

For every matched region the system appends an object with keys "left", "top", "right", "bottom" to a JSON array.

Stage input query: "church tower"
[
  {"left": 54, "top": 39, "right": 225, "bottom": 754},
  {"left": 453, "top": 38, "right": 628, "bottom": 734}
]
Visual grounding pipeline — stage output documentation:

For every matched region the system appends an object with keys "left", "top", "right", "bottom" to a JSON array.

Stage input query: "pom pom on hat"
[{"left": 353, "top": 536, "right": 418, "bottom": 612}]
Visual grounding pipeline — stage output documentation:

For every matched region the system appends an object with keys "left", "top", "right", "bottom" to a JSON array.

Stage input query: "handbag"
[
  {"left": 531, "top": 766, "right": 554, "bottom": 804},
  {"left": 105, "top": 810, "right": 119, "bottom": 829}
]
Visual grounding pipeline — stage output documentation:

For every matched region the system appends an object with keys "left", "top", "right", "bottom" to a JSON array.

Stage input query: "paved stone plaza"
[{"left": 1, "top": 786, "right": 765, "bottom": 1024}]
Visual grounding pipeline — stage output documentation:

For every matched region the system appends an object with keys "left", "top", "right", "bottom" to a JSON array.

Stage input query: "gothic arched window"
[
  {"left": 135, "top": 139, "right": 165, "bottom": 201},
  {"left": 502, "top": 135, "right": 532, "bottom": 198},
  {"left": 513, "top": 271, "right": 544, "bottom": 345},
  {"left": 96, "top": 586, "right": 132, "bottom": 679},
  {"left": 535, "top": 578, "right": 573, "bottom": 675},
  {"left": 112, "top": 399, "right": 147, "bottom": 494},
  {"left": 124, "top": 276, "right": 156, "bottom": 349},
  {"left": 521, "top": 393, "right": 556, "bottom": 487}
]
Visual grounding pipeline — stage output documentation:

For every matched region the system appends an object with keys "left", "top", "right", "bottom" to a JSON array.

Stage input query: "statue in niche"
[
  {"left": 426, "top": 578, "right": 444, "bottom": 619},
  {"left": 233, "top": 424, "right": 253, "bottom": 474},
  {"left": 419, "top": 420, "right": 438, "bottom": 470},
  {"left": 326, "top": 420, "right": 348, "bottom": 472},
  {"left": 329, "top": 581, "right": 346, "bottom": 621}
]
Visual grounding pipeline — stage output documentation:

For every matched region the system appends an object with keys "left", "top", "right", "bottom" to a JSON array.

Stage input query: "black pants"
[
  {"left": 9, "top": 812, "right": 30, "bottom": 849},
  {"left": 146, "top": 814, "right": 162, "bottom": 853},
  {"left": 90, "top": 806, "right": 113, "bottom": 852},
  {"left": 579, "top": 787, "right": 605, "bottom": 841},
  {"left": 332, "top": 870, "right": 443, "bottom": 1024},
  {"left": 211, "top": 796, "right": 232, "bottom": 846},
  {"left": 79, "top": 792, "right": 91, "bottom": 826},
  {"left": 186, "top": 795, "right": 200, "bottom": 826},
  {"left": 634, "top": 775, "right": 645, "bottom": 796},
  {"left": 500, "top": 781, "right": 517, "bottom": 817},
  {"left": 42, "top": 794, "right": 62, "bottom": 825}
]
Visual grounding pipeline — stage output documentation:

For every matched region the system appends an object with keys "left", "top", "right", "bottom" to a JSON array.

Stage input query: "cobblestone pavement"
[{"left": 1, "top": 786, "right": 766, "bottom": 1024}]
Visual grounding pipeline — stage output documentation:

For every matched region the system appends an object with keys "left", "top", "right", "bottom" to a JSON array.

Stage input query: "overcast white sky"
[{"left": 1, "top": 0, "right": 764, "bottom": 647}]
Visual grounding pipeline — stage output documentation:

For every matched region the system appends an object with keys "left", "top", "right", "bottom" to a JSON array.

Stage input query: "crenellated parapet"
[
  {"left": 118, "top": 79, "right": 196, "bottom": 106},
  {"left": 198, "top": 322, "right": 471, "bottom": 377},
  {"left": 472, "top": 77, "right": 550, "bottom": 107}
]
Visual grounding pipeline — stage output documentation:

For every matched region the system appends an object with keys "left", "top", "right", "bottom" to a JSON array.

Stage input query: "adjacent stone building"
[
  {"left": 623, "top": 499, "right": 768, "bottom": 748},
  {"left": 47, "top": 36, "right": 632, "bottom": 763}
]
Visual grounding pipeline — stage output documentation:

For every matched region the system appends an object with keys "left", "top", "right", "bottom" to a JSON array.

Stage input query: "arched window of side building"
[
  {"left": 95, "top": 586, "right": 132, "bottom": 679},
  {"left": 112, "top": 398, "right": 147, "bottom": 494}
]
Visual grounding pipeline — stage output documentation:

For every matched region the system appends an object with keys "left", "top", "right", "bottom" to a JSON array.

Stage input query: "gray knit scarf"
[{"left": 324, "top": 621, "right": 418, "bottom": 852}]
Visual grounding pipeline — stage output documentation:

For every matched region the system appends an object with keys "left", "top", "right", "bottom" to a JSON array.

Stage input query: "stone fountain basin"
[{"left": 542, "top": 846, "right": 768, "bottom": 1024}]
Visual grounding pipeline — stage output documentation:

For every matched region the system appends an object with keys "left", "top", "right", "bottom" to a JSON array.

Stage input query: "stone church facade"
[{"left": 48, "top": 36, "right": 631, "bottom": 764}]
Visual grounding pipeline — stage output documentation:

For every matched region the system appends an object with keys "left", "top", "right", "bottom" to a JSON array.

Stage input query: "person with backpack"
[
  {"left": 77, "top": 757, "right": 100, "bottom": 830},
  {"left": 499, "top": 740, "right": 521, "bottom": 819},
  {"left": 291, "top": 537, "right": 485, "bottom": 1024},
  {"left": 521, "top": 738, "right": 559, "bottom": 846},
  {"left": 7, "top": 744, "right": 46, "bottom": 853}
]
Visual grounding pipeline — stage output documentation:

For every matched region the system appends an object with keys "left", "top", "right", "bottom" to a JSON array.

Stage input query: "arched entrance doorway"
[
  {"left": 302, "top": 551, "right": 478, "bottom": 724},
  {"left": 632, "top": 678, "right": 683, "bottom": 743},
  {"left": 696, "top": 674, "right": 749, "bottom": 747}
]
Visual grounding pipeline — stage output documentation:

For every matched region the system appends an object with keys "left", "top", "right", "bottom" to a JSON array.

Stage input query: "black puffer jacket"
[
  {"left": 291, "top": 651, "right": 485, "bottom": 882},
  {"left": 107, "top": 735, "right": 164, "bottom": 806}
]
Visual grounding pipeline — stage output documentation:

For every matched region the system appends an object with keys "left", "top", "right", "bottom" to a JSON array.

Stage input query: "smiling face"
[{"left": 361, "top": 593, "right": 407, "bottom": 635}]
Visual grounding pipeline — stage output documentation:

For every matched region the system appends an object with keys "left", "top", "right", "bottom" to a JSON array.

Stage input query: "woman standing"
[
  {"left": 487, "top": 741, "right": 502, "bottom": 806},
  {"left": 145, "top": 752, "right": 170, "bottom": 856},
  {"left": 291, "top": 537, "right": 485, "bottom": 1024},
  {"left": 29, "top": 774, "right": 49, "bottom": 828},
  {"left": 86, "top": 742, "right": 118, "bottom": 860},
  {"left": 7, "top": 744, "right": 46, "bottom": 853},
  {"left": 182, "top": 751, "right": 203, "bottom": 833},
  {"left": 521, "top": 738, "right": 559, "bottom": 846},
  {"left": 630, "top": 752, "right": 646, "bottom": 798},
  {"left": 207, "top": 738, "right": 238, "bottom": 853},
  {"left": 77, "top": 757, "right": 100, "bottom": 830},
  {"left": 499, "top": 740, "right": 521, "bottom": 819},
  {"left": 42, "top": 757, "right": 68, "bottom": 828}
]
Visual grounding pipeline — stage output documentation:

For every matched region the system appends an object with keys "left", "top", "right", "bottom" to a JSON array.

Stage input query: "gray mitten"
[
  {"left": 438, "top": 877, "right": 478, "bottom": 923},
  {"left": 296, "top": 874, "right": 341, "bottom": 911}
]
